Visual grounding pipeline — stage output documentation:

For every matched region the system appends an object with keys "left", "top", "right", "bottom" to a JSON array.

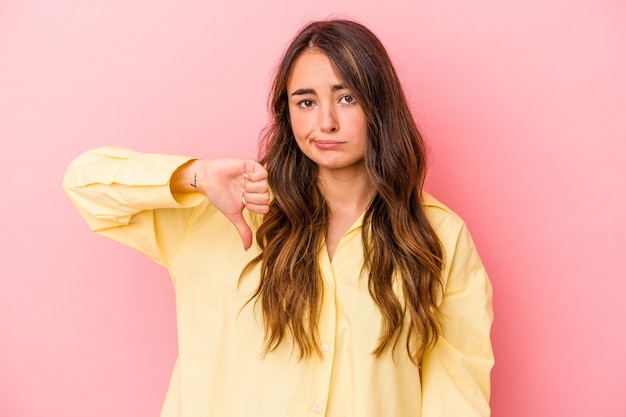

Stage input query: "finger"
[
  {"left": 226, "top": 212, "right": 253, "bottom": 250},
  {"left": 243, "top": 202, "right": 270, "bottom": 215},
  {"left": 243, "top": 190, "right": 270, "bottom": 206},
  {"left": 243, "top": 185, "right": 270, "bottom": 215},
  {"left": 244, "top": 159, "right": 268, "bottom": 181},
  {"left": 243, "top": 178, "right": 269, "bottom": 194}
]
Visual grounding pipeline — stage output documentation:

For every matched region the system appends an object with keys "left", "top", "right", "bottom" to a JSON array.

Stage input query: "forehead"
[{"left": 286, "top": 50, "right": 342, "bottom": 91}]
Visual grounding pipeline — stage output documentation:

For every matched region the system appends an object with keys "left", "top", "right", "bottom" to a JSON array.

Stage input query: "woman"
[{"left": 64, "top": 19, "right": 493, "bottom": 417}]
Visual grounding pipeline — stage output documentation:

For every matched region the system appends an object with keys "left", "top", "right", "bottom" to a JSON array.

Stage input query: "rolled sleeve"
[{"left": 63, "top": 146, "right": 205, "bottom": 266}]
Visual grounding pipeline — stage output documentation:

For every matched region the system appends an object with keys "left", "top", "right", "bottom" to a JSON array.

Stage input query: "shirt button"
[
  {"left": 312, "top": 405, "right": 321, "bottom": 414},
  {"left": 321, "top": 344, "right": 329, "bottom": 352}
]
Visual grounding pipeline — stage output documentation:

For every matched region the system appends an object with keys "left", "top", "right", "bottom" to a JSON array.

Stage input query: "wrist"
[{"left": 170, "top": 159, "right": 204, "bottom": 195}]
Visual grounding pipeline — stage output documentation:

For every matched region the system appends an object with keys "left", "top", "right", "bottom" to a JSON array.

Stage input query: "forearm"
[
  {"left": 64, "top": 146, "right": 199, "bottom": 228},
  {"left": 170, "top": 159, "right": 205, "bottom": 195}
]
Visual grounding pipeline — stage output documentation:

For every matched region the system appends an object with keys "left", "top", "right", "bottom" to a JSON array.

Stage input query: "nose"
[{"left": 318, "top": 104, "right": 339, "bottom": 133}]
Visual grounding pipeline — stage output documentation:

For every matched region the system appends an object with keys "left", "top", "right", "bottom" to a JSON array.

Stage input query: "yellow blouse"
[{"left": 63, "top": 146, "right": 494, "bottom": 417}]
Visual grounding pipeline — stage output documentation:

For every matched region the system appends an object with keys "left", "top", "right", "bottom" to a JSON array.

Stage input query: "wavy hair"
[{"left": 242, "top": 19, "right": 444, "bottom": 364}]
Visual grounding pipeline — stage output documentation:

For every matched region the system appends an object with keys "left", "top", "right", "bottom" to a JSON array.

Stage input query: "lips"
[{"left": 314, "top": 140, "right": 344, "bottom": 149}]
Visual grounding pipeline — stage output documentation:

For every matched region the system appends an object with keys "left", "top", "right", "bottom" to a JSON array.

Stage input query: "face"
[{"left": 286, "top": 50, "right": 368, "bottom": 178}]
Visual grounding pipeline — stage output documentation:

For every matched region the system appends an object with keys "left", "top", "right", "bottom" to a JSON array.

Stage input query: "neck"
[{"left": 317, "top": 164, "right": 374, "bottom": 216}]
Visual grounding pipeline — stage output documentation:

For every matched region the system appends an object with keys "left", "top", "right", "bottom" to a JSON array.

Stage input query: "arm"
[
  {"left": 420, "top": 222, "right": 494, "bottom": 416},
  {"left": 63, "top": 146, "right": 269, "bottom": 265}
]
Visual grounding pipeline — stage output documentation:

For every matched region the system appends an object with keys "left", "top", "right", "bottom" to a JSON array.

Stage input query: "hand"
[
  {"left": 205, "top": 158, "right": 269, "bottom": 250},
  {"left": 172, "top": 158, "right": 269, "bottom": 250}
]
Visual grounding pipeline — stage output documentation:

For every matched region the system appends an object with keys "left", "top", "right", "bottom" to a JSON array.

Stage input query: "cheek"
[
  {"left": 289, "top": 113, "right": 310, "bottom": 141},
  {"left": 351, "top": 112, "right": 368, "bottom": 141},
  {"left": 288, "top": 117, "right": 305, "bottom": 150}
]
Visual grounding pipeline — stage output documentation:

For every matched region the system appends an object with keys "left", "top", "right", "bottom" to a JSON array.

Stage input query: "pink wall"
[{"left": 1, "top": 0, "right": 624, "bottom": 416}]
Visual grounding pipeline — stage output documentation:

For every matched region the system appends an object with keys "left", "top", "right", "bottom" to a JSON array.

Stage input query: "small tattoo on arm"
[{"left": 190, "top": 172, "right": 197, "bottom": 189}]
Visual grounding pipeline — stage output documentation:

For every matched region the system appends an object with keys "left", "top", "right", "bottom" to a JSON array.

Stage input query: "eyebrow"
[{"left": 290, "top": 84, "right": 347, "bottom": 96}]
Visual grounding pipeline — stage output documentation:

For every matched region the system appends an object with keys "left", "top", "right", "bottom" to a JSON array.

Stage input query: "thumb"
[
  {"left": 226, "top": 212, "right": 253, "bottom": 250},
  {"left": 244, "top": 158, "right": 265, "bottom": 180}
]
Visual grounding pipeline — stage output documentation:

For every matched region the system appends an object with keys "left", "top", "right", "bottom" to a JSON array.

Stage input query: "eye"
[
  {"left": 339, "top": 95, "right": 355, "bottom": 104},
  {"left": 298, "top": 99, "right": 315, "bottom": 108}
]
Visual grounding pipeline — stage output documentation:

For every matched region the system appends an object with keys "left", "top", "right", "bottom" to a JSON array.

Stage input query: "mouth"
[{"left": 314, "top": 140, "right": 344, "bottom": 149}]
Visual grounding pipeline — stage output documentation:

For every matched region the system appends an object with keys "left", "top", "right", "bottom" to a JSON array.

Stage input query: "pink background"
[{"left": 1, "top": 0, "right": 625, "bottom": 416}]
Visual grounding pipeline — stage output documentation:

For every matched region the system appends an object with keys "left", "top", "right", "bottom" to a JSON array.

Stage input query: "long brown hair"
[{"left": 243, "top": 19, "right": 444, "bottom": 364}]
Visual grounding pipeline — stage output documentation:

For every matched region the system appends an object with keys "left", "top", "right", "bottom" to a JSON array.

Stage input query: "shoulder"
[
  {"left": 422, "top": 192, "right": 488, "bottom": 292},
  {"left": 421, "top": 192, "right": 466, "bottom": 241}
]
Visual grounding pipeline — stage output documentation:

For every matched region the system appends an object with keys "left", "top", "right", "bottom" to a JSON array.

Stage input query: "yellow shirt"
[{"left": 63, "top": 146, "right": 494, "bottom": 417}]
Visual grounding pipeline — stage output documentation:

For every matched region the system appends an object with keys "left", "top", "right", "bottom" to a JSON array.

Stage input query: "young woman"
[{"left": 64, "top": 19, "right": 493, "bottom": 417}]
